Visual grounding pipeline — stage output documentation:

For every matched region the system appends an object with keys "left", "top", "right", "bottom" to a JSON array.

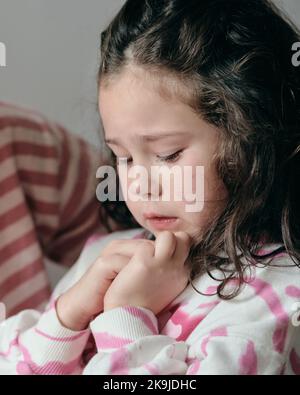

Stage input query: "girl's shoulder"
[
  {"left": 176, "top": 243, "right": 299, "bottom": 360},
  {"left": 178, "top": 242, "right": 299, "bottom": 314},
  {"left": 251, "top": 242, "right": 300, "bottom": 277}
]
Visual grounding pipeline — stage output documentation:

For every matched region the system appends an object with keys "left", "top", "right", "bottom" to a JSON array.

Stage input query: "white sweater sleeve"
[
  {"left": 83, "top": 305, "right": 289, "bottom": 375},
  {"left": 83, "top": 306, "right": 189, "bottom": 375},
  {"left": 0, "top": 301, "right": 91, "bottom": 375}
]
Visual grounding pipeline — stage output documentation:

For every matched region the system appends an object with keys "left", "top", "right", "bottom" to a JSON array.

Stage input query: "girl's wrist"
[{"left": 56, "top": 294, "right": 92, "bottom": 331}]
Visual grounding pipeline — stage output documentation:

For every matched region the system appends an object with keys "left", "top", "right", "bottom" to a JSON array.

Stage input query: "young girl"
[{"left": 0, "top": 0, "right": 300, "bottom": 375}]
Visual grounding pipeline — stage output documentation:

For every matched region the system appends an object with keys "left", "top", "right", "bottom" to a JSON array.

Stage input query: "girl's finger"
[
  {"left": 109, "top": 253, "right": 131, "bottom": 274},
  {"left": 95, "top": 253, "right": 130, "bottom": 277},
  {"left": 154, "top": 231, "right": 177, "bottom": 261},
  {"left": 101, "top": 239, "right": 154, "bottom": 258},
  {"left": 134, "top": 240, "right": 155, "bottom": 259}
]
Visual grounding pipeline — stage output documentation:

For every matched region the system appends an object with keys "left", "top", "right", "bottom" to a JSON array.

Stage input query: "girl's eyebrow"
[{"left": 105, "top": 131, "right": 188, "bottom": 146}]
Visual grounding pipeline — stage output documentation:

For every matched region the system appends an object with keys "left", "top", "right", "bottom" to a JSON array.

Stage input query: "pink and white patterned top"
[{"left": 0, "top": 227, "right": 299, "bottom": 375}]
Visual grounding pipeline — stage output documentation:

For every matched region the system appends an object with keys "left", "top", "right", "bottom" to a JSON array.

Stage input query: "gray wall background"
[{"left": 0, "top": 0, "right": 299, "bottom": 148}]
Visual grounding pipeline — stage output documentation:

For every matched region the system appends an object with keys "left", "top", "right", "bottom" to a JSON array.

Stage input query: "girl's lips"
[{"left": 146, "top": 217, "right": 179, "bottom": 230}]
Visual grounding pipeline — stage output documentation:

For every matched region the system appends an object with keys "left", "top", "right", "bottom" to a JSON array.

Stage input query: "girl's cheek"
[
  {"left": 178, "top": 153, "right": 227, "bottom": 212},
  {"left": 178, "top": 154, "right": 205, "bottom": 202}
]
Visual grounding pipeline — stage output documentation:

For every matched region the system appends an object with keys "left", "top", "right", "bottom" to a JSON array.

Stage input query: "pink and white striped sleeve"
[
  {"left": 83, "top": 305, "right": 291, "bottom": 375},
  {"left": 83, "top": 306, "right": 189, "bottom": 375},
  {"left": 0, "top": 299, "right": 91, "bottom": 375}
]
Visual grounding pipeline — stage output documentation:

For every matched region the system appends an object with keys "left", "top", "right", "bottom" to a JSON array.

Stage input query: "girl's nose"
[{"left": 133, "top": 164, "right": 163, "bottom": 201}]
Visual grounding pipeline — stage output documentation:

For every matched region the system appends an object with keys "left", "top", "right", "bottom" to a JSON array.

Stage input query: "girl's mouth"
[{"left": 146, "top": 216, "right": 179, "bottom": 230}]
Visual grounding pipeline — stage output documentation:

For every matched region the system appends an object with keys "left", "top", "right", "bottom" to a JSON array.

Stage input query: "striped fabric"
[{"left": 0, "top": 101, "right": 119, "bottom": 317}]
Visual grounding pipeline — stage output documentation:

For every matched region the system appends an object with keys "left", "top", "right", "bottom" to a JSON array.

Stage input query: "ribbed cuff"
[
  {"left": 90, "top": 306, "right": 159, "bottom": 351},
  {"left": 18, "top": 302, "right": 91, "bottom": 374}
]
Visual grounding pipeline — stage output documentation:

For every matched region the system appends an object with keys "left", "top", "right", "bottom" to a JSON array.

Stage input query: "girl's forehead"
[
  {"left": 99, "top": 64, "right": 195, "bottom": 105},
  {"left": 104, "top": 130, "right": 190, "bottom": 148},
  {"left": 99, "top": 67, "right": 220, "bottom": 143}
]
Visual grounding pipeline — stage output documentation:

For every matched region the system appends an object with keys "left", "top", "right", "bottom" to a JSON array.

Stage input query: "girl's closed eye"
[
  {"left": 111, "top": 149, "right": 183, "bottom": 164},
  {"left": 156, "top": 149, "right": 183, "bottom": 163}
]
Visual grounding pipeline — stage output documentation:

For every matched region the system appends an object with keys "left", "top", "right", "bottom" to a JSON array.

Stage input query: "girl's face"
[{"left": 99, "top": 67, "right": 228, "bottom": 241}]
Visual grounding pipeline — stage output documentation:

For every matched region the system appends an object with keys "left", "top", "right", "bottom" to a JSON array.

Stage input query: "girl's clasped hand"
[{"left": 56, "top": 231, "right": 192, "bottom": 331}]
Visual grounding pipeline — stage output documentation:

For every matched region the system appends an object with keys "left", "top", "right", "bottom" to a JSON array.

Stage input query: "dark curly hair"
[{"left": 97, "top": 0, "right": 300, "bottom": 299}]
